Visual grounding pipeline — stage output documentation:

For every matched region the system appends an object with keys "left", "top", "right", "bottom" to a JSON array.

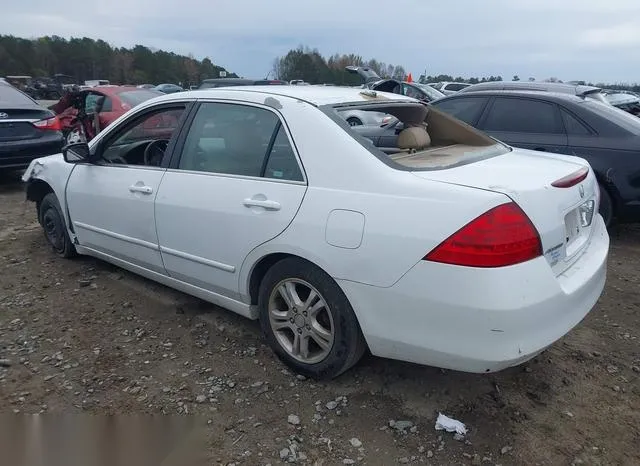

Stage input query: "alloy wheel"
[{"left": 268, "top": 279, "right": 335, "bottom": 364}]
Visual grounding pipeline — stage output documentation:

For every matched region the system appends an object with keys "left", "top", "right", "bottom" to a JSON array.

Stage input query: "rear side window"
[
  {"left": 264, "top": 125, "right": 304, "bottom": 181},
  {"left": 561, "top": 110, "right": 591, "bottom": 135},
  {"left": 178, "top": 102, "right": 303, "bottom": 181},
  {"left": 482, "top": 98, "right": 563, "bottom": 134},
  {"left": 432, "top": 97, "right": 488, "bottom": 125}
]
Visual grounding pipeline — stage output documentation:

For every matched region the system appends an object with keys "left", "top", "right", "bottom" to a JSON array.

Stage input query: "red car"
[{"left": 51, "top": 86, "right": 164, "bottom": 142}]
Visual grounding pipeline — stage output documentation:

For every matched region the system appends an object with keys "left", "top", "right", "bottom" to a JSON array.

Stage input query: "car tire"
[
  {"left": 598, "top": 184, "right": 614, "bottom": 227},
  {"left": 258, "top": 257, "right": 367, "bottom": 379},
  {"left": 39, "top": 193, "right": 77, "bottom": 258},
  {"left": 346, "top": 117, "right": 363, "bottom": 127}
]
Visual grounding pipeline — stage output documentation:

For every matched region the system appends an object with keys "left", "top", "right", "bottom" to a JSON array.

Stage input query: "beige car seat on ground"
[{"left": 397, "top": 126, "right": 431, "bottom": 152}]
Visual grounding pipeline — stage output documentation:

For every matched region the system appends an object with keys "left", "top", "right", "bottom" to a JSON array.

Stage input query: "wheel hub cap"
[{"left": 268, "top": 279, "right": 335, "bottom": 364}]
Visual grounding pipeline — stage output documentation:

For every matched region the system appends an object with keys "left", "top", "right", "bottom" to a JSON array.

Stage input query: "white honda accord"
[{"left": 22, "top": 86, "right": 609, "bottom": 379}]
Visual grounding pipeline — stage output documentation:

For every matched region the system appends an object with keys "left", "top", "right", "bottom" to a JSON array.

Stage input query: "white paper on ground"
[{"left": 434, "top": 412, "right": 467, "bottom": 435}]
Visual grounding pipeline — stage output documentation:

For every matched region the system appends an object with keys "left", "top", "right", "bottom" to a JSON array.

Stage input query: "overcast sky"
[{"left": 2, "top": 0, "right": 639, "bottom": 83}]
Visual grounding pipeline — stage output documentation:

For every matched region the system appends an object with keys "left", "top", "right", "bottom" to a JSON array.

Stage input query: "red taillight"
[
  {"left": 424, "top": 202, "right": 542, "bottom": 268},
  {"left": 33, "top": 116, "right": 62, "bottom": 131},
  {"left": 551, "top": 166, "right": 589, "bottom": 188}
]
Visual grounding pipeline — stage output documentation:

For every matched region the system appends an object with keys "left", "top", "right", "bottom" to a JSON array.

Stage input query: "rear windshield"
[
  {"left": 0, "top": 84, "right": 36, "bottom": 106},
  {"left": 583, "top": 100, "right": 640, "bottom": 135},
  {"left": 415, "top": 84, "right": 446, "bottom": 101},
  {"left": 117, "top": 90, "right": 164, "bottom": 107},
  {"left": 323, "top": 102, "right": 510, "bottom": 171}
]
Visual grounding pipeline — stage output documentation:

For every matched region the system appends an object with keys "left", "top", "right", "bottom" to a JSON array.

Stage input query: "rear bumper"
[
  {"left": 339, "top": 215, "right": 609, "bottom": 373},
  {"left": 0, "top": 134, "right": 64, "bottom": 169}
]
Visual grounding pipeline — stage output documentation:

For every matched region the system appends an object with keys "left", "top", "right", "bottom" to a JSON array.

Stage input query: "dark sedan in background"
[
  {"left": 353, "top": 89, "right": 640, "bottom": 226},
  {"left": 432, "top": 91, "right": 640, "bottom": 226},
  {"left": 0, "top": 81, "right": 64, "bottom": 171}
]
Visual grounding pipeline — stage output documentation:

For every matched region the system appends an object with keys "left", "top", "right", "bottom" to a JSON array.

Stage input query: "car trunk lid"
[
  {"left": 0, "top": 108, "right": 53, "bottom": 141},
  {"left": 412, "top": 149, "right": 599, "bottom": 275}
]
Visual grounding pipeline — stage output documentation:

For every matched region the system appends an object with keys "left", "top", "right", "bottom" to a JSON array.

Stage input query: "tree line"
[
  {"left": 2, "top": 36, "right": 637, "bottom": 92},
  {"left": 274, "top": 46, "right": 639, "bottom": 91},
  {"left": 0, "top": 35, "right": 236, "bottom": 87}
]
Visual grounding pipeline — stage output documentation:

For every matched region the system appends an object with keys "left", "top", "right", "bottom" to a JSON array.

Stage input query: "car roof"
[
  {"left": 91, "top": 85, "right": 155, "bottom": 94},
  {"left": 460, "top": 81, "right": 601, "bottom": 95},
  {"left": 436, "top": 89, "right": 587, "bottom": 104},
  {"left": 155, "top": 85, "right": 418, "bottom": 107}
]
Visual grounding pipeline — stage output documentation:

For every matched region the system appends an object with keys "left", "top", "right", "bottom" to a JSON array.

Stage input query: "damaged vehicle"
[
  {"left": 430, "top": 89, "right": 640, "bottom": 226},
  {"left": 49, "top": 85, "right": 164, "bottom": 143},
  {"left": 345, "top": 66, "right": 445, "bottom": 103},
  {"left": 605, "top": 92, "right": 640, "bottom": 116},
  {"left": 22, "top": 86, "right": 608, "bottom": 379},
  {"left": 0, "top": 81, "right": 64, "bottom": 171}
]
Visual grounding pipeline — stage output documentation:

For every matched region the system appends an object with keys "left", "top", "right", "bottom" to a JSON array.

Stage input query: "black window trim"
[
  {"left": 557, "top": 104, "right": 598, "bottom": 136},
  {"left": 168, "top": 99, "right": 308, "bottom": 185},
  {"left": 478, "top": 96, "right": 565, "bottom": 135}
]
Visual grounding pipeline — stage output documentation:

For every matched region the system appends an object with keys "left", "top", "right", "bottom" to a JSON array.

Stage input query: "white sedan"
[{"left": 22, "top": 86, "right": 609, "bottom": 379}]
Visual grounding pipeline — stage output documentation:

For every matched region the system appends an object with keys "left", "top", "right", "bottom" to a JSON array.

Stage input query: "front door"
[
  {"left": 154, "top": 101, "right": 307, "bottom": 299},
  {"left": 65, "top": 103, "right": 188, "bottom": 273}
]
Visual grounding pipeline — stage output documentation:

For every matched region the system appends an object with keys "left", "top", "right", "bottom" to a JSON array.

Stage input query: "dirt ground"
[{"left": 1, "top": 170, "right": 638, "bottom": 466}]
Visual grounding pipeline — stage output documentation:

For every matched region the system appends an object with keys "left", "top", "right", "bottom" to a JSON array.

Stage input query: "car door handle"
[
  {"left": 533, "top": 147, "right": 547, "bottom": 152},
  {"left": 129, "top": 185, "right": 153, "bottom": 194},
  {"left": 243, "top": 198, "right": 281, "bottom": 211}
]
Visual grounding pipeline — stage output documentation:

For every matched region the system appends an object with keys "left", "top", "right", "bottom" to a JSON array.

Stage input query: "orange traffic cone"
[{"left": 407, "top": 73, "right": 413, "bottom": 83}]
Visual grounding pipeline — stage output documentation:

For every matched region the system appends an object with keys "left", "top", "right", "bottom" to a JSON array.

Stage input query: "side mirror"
[{"left": 62, "top": 142, "right": 90, "bottom": 163}]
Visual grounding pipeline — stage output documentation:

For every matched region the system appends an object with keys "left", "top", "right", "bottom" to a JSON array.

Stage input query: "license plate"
[
  {"left": 0, "top": 124, "right": 17, "bottom": 137},
  {"left": 564, "top": 210, "right": 581, "bottom": 244}
]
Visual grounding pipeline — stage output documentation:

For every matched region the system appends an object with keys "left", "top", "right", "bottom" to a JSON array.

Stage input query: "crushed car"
[
  {"left": 49, "top": 85, "right": 164, "bottom": 143},
  {"left": 345, "top": 66, "right": 446, "bottom": 104}
]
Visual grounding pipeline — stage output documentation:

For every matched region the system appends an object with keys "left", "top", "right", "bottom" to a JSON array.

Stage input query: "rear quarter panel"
[
  {"left": 238, "top": 99, "right": 509, "bottom": 299},
  {"left": 565, "top": 137, "right": 640, "bottom": 218}
]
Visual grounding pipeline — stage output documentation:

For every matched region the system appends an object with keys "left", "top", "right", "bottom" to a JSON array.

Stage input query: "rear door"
[
  {"left": 154, "top": 100, "right": 307, "bottom": 299},
  {"left": 478, "top": 96, "right": 568, "bottom": 153}
]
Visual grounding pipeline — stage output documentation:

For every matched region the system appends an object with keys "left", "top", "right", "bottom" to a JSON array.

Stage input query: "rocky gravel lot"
[{"left": 1, "top": 170, "right": 639, "bottom": 465}]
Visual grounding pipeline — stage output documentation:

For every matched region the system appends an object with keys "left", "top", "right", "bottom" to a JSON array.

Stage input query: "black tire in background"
[
  {"left": 39, "top": 193, "right": 77, "bottom": 258},
  {"left": 258, "top": 257, "right": 367, "bottom": 380},
  {"left": 598, "top": 184, "right": 614, "bottom": 227}
]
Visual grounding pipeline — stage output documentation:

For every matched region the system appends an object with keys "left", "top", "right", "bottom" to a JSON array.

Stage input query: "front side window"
[
  {"left": 483, "top": 98, "right": 563, "bottom": 134},
  {"left": 178, "top": 102, "right": 303, "bottom": 181},
  {"left": 100, "top": 106, "right": 186, "bottom": 166}
]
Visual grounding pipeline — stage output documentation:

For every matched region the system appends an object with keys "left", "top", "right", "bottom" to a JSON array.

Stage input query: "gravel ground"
[{"left": 1, "top": 170, "right": 639, "bottom": 465}]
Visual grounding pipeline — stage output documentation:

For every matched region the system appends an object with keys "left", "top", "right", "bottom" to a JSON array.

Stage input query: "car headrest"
[{"left": 397, "top": 126, "right": 431, "bottom": 150}]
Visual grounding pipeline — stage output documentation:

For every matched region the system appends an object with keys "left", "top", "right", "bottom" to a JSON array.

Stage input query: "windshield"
[
  {"left": 415, "top": 84, "right": 446, "bottom": 101},
  {"left": 583, "top": 100, "right": 640, "bottom": 135},
  {"left": 117, "top": 90, "right": 164, "bottom": 107}
]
